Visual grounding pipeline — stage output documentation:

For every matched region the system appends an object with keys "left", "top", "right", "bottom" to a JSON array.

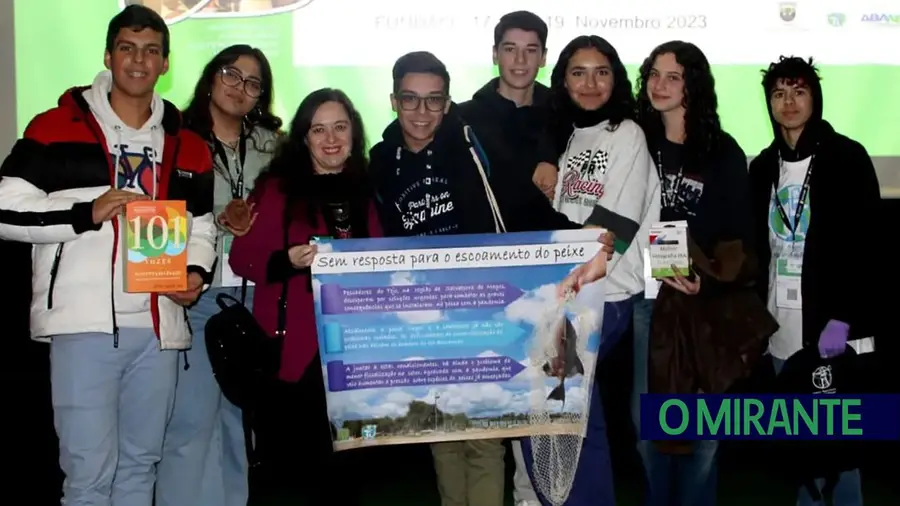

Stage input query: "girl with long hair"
[
  {"left": 156, "top": 44, "right": 282, "bottom": 506},
  {"left": 633, "top": 40, "right": 757, "bottom": 506},
  {"left": 229, "top": 88, "right": 381, "bottom": 504},
  {"left": 514, "top": 35, "right": 660, "bottom": 506}
]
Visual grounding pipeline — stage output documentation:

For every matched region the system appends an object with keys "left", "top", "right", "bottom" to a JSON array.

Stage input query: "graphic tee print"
[
  {"left": 393, "top": 176, "right": 459, "bottom": 236},
  {"left": 559, "top": 148, "right": 608, "bottom": 207},
  {"left": 766, "top": 157, "right": 812, "bottom": 360},
  {"left": 656, "top": 140, "right": 703, "bottom": 221},
  {"left": 115, "top": 144, "right": 160, "bottom": 197},
  {"left": 660, "top": 170, "right": 705, "bottom": 220}
]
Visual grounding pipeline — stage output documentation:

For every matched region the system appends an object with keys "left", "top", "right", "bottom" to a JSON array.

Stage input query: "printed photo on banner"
[
  {"left": 119, "top": 0, "right": 210, "bottom": 25},
  {"left": 310, "top": 229, "right": 608, "bottom": 451},
  {"left": 194, "top": 0, "right": 314, "bottom": 18}
]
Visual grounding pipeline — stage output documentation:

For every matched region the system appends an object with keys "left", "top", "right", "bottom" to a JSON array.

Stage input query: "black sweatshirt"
[
  {"left": 368, "top": 108, "right": 578, "bottom": 238},
  {"left": 648, "top": 131, "right": 754, "bottom": 260},
  {"left": 456, "top": 78, "right": 558, "bottom": 183},
  {"left": 749, "top": 119, "right": 883, "bottom": 348}
]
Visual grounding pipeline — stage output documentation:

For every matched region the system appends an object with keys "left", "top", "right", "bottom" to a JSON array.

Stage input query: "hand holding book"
[{"left": 93, "top": 189, "right": 150, "bottom": 224}]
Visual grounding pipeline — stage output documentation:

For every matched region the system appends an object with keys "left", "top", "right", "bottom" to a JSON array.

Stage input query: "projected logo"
[
  {"left": 779, "top": 2, "right": 797, "bottom": 22},
  {"left": 861, "top": 13, "right": 900, "bottom": 26},
  {"left": 193, "top": 0, "right": 315, "bottom": 19},
  {"left": 118, "top": 0, "right": 314, "bottom": 24},
  {"left": 119, "top": 0, "right": 210, "bottom": 25},
  {"left": 827, "top": 13, "right": 846, "bottom": 27}
]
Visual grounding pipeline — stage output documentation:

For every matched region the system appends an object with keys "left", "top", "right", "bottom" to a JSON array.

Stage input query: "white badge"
[
  {"left": 775, "top": 257, "right": 802, "bottom": 309},
  {"left": 643, "top": 248, "right": 660, "bottom": 299},
  {"left": 220, "top": 235, "right": 254, "bottom": 288}
]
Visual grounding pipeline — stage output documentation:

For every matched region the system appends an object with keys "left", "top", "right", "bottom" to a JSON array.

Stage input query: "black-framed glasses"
[
  {"left": 218, "top": 67, "right": 264, "bottom": 98},
  {"left": 396, "top": 93, "right": 449, "bottom": 112}
]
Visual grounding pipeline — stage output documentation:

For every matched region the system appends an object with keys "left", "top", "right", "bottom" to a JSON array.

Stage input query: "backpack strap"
[
  {"left": 462, "top": 124, "right": 506, "bottom": 233},
  {"left": 802, "top": 480, "right": 822, "bottom": 502}
]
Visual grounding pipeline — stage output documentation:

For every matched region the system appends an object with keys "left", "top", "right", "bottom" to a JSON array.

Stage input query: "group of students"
[{"left": 0, "top": 4, "right": 885, "bottom": 506}]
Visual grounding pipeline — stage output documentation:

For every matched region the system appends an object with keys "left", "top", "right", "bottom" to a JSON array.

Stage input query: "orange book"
[{"left": 123, "top": 200, "right": 188, "bottom": 293}]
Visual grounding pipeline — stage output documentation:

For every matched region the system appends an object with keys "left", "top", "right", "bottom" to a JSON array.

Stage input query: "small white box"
[{"left": 648, "top": 221, "right": 690, "bottom": 278}]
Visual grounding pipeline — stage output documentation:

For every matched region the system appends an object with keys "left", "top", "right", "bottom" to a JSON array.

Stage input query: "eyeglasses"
[
  {"left": 219, "top": 67, "right": 264, "bottom": 98},
  {"left": 396, "top": 93, "right": 449, "bottom": 112}
]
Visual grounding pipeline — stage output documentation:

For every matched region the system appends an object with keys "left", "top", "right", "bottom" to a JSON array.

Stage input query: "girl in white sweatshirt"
[{"left": 513, "top": 35, "right": 660, "bottom": 506}]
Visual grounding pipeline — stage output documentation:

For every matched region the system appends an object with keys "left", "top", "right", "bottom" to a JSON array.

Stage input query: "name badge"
[
  {"left": 643, "top": 248, "right": 660, "bottom": 299},
  {"left": 775, "top": 257, "right": 802, "bottom": 309}
]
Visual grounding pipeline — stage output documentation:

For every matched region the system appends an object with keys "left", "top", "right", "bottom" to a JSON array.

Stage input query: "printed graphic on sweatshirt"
[
  {"left": 115, "top": 145, "right": 161, "bottom": 197},
  {"left": 769, "top": 183, "right": 810, "bottom": 257},
  {"left": 560, "top": 149, "right": 608, "bottom": 205},
  {"left": 662, "top": 172, "right": 704, "bottom": 218},
  {"left": 393, "top": 177, "right": 459, "bottom": 236}
]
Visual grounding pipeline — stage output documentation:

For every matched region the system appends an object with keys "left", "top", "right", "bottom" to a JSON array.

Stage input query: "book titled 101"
[{"left": 129, "top": 215, "right": 186, "bottom": 250}]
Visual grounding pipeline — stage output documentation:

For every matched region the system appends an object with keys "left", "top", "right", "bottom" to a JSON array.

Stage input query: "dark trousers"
[{"left": 253, "top": 354, "right": 360, "bottom": 505}]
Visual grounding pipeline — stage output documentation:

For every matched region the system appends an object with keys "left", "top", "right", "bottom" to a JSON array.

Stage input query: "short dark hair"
[
  {"left": 391, "top": 51, "right": 450, "bottom": 95},
  {"left": 493, "top": 11, "right": 548, "bottom": 50},
  {"left": 761, "top": 56, "right": 820, "bottom": 97},
  {"left": 106, "top": 5, "right": 171, "bottom": 58}
]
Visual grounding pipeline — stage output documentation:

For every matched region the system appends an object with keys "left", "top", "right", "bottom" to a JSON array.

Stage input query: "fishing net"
[{"left": 526, "top": 282, "right": 604, "bottom": 505}]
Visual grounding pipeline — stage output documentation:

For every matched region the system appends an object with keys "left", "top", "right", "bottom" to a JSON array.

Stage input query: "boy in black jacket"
[
  {"left": 369, "top": 51, "right": 576, "bottom": 238},
  {"left": 456, "top": 11, "right": 558, "bottom": 199},
  {"left": 749, "top": 56, "right": 881, "bottom": 506}
]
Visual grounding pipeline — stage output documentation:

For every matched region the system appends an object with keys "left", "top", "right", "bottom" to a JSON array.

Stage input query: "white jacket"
[{"left": 0, "top": 73, "right": 217, "bottom": 349}]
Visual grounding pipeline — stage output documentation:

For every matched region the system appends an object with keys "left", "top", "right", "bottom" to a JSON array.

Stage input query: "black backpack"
[
  {"left": 204, "top": 286, "right": 282, "bottom": 411},
  {"left": 204, "top": 199, "right": 291, "bottom": 410},
  {"left": 773, "top": 347, "right": 871, "bottom": 501}
]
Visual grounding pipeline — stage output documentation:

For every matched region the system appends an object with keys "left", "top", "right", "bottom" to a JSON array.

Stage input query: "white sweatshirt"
[{"left": 553, "top": 119, "right": 661, "bottom": 302}]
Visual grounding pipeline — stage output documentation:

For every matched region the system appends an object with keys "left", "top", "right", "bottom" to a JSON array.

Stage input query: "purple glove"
[{"left": 818, "top": 320, "right": 850, "bottom": 359}]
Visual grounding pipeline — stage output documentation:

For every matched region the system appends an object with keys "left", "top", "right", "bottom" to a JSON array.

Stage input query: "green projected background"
[{"left": 13, "top": 1, "right": 900, "bottom": 194}]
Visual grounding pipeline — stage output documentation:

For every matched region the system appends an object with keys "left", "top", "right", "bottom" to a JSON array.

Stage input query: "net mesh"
[{"left": 526, "top": 287, "right": 602, "bottom": 505}]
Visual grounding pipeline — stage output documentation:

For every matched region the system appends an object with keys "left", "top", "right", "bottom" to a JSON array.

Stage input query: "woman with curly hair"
[
  {"left": 512, "top": 35, "right": 660, "bottom": 506},
  {"left": 632, "top": 41, "right": 756, "bottom": 506},
  {"left": 156, "top": 44, "right": 282, "bottom": 506}
]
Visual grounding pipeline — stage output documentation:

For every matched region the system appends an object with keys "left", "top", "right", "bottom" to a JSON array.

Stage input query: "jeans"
[
  {"left": 517, "top": 296, "right": 636, "bottom": 506},
  {"left": 51, "top": 329, "right": 178, "bottom": 506},
  {"left": 633, "top": 296, "right": 718, "bottom": 506},
  {"left": 156, "top": 286, "right": 253, "bottom": 506},
  {"left": 771, "top": 356, "right": 864, "bottom": 506}
]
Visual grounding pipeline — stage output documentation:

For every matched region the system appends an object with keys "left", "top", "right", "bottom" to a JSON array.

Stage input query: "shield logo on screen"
[
  {"left": 779, "top": 2, "right": 797, "bottom": 22},
  {"left": 118, "top": 0, "right": 212, "bottom": 26},
  {"left": 192, "top": 0, "right": 316, "bottom": 19},
  {"left": 827, "top": 13, "right": 846, "bottom": 27}
]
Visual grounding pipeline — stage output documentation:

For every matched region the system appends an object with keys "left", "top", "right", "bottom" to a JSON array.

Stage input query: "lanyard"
[
  {"left": 656, "top": 149, "right": 685, "bottom": 209},
  {"left": 212, "top": 133, "right": 248, "bottom": 199},
  {"left": 772, "top": 154, "right": 814, "bottom": 240}
]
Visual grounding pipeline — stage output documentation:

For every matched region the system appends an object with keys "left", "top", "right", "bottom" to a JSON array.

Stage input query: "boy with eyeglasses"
[
  {"left": 370, "top": 51, "right": 575, "bottom": 239},
  {"left": 368, "top": 51, "right": 578, "bottom": 506}
]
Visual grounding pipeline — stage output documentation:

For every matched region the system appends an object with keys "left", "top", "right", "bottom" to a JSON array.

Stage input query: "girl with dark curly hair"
[{"left": 632, "top": 40, "right": 755, "bottom": 506}]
